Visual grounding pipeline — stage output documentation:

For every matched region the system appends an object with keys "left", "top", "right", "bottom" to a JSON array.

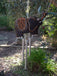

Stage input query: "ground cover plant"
[
  {"left": 13, "top": 48, "right": 57, "bottom": 76},
  {"left": 27, "top": 48, "right": 57, "bottom": 74}
]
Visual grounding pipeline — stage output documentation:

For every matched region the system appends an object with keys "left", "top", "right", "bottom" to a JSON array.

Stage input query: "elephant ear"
[
  {"left": 37, "top": 0, "right": 52, "bottom": 15},
  {"left": 38, "top": 6, "right": 42, "bottom": 14}
]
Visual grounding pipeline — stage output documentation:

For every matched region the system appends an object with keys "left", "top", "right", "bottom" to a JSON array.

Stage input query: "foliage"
[
  {"left": 27, "top": 48, "right": 57, "bottom": 75},
  {"left": 0, "top": 1, "right": 57, "bottom": 41},
  {"left": 46, "top": 59, "right": 57, "bottom": 73},
  {"left": 6, "top": 0, "right": 50, "bottom": 29},
  {"left": 40, "top": 4, "right": 57, "bottom": 47},
  {"left": 52, "top": 30, "right": 57, "bottom": 47},
  {"left": 0, "top": 15, "right": 13, "bottom": 30},
  {"left": 7, "top": 15, "right": 15, "bottom": 29},
  {"left": 27, "top": 48, "right": 46, "bottom": 72},
  {"left": 0, "top": 15, "right": 8, "bottom": 27},
  {"left": 0, "top": 2, "right": 7, "bottom": 15}
]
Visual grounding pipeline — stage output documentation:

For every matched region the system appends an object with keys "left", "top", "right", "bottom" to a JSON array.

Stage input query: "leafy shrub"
[
  {"left": 0, "top": 15, "right": 8, "bottom": 27},
  {"left": 42, "top": 4, "right": 57, "bottom": 47},
  {"left": 46, "top": 59, "right": 57, "bottom": 73},
  {"left": 27, "top": 48, "right": 57, "bottom": 75},
  {"left": 0, "top": 2, "right": 6, "bottom": 15},
  {"left": 0, "top": 15, "right": 13, "bottom": 30},
  {"left": 52, "top": 30, "right": 57, "bottom": 47},
  {"left": 7, "top": 15, "right": 15, "bottom": 29},
  {"left": 6, "top": 0, "right": 50, "bottom": 30},
  {"left": 27, "top": 48, "right": 46, "bottom": 72}
]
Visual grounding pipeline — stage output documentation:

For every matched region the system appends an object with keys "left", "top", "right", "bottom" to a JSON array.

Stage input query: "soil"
[{"left": 0, "top": 31, "right": 57, "bottom": 76}]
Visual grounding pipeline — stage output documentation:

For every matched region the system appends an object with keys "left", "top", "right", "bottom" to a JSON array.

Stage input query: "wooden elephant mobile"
[{"left": 14, "top": 2, "right": 57, "bottom": 69}]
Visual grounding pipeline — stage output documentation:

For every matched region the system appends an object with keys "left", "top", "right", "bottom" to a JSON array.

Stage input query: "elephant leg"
[{"left": 15, "top": 37, "right": 23, "bottom": 45}]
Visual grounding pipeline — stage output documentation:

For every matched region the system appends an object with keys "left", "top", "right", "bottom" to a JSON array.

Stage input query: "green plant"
[
  {"left": 42, "top": 4, "right": 57, "bottom": 47},
  {"left": 27, "top": 48, "right": 57, "bottom": 75},
  {"left": 52, "top": 30, "right": 57, "bottom": 47},
  {"left": 46, "top": 59, "right": 57, "bottom": 72},
  {"left": 27, "top": 48, "right": 46, "bottom": 72},
  {"left": 0, "top": 15, "right": 13, "bottom": 31},
  {"left": 0, "top": 15, "right": 8, "bottom": 27},
  {"left": 7, "top": 15, "right": 15, "bottom": 29},
  {"left": 0, "top": 2, "right": 7, "bottom": 15}
]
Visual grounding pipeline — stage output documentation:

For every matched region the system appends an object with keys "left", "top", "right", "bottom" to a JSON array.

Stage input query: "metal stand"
[
  {"left": 22, "top": 37, "right": 25, "bottom": 62},
  {"left": 28, "top": 33, "right": 31, "bottom": 56},
  {"left": 22, "top": 33, "right": 31, "bottom": 70},
  {"left": 24, "top": 34, "right": 28, "bottom": 70}
]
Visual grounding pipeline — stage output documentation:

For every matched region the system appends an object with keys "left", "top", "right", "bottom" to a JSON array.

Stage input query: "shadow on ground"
[
  {"left": 0, "top": 47, "right": 22, "bottom": 57},
  {"left": 4, "top": 65, "right": 57, "bottom": 76}
]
